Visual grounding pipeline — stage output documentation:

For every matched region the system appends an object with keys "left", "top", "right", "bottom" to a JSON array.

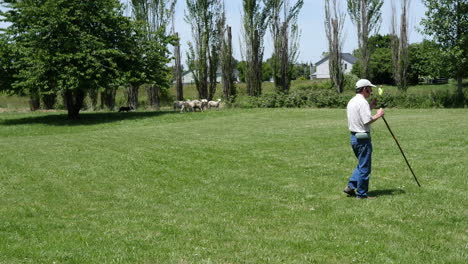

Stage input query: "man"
[{"left": 344, "top": 79, "right": 384, "bottom": 199}]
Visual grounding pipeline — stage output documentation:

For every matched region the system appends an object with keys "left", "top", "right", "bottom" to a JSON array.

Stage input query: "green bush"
[
  {"left": 377, "top": 90, "right": 467, "bottom": 108},
  {"left": 229, "top": 86, "right": 467, "bottom": 109}
]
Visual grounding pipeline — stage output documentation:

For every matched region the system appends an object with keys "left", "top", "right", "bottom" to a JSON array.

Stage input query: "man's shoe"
[
  {"left": 356, "top": 195, "right": 376, "bottom": 200},
  {"left": 343, "top": 186, "right": 356, "bottom": 197}
]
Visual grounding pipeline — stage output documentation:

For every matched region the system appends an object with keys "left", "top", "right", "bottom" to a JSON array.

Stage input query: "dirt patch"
[
  {"left": 0, "top": 108, "right": 63, "bottom": 113},
  {"left": 0, "top": 108, "right": 29, "bottom": 113}
]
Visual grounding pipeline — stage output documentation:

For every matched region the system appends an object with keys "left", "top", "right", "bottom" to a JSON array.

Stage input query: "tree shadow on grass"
[
  {"left": 368, "top": 189, "right": 406, "bottom": 197},
  {"left": 0, "top": 110, "right": 179, "bottom": 126}
]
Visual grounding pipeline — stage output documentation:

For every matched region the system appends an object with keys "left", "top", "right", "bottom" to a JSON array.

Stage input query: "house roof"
[{"left": 314, "top": 53, "right": 357, "bottom": 66}]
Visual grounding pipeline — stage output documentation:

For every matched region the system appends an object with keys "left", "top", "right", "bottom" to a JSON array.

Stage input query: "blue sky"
[{"left": 2, "top": 0, "right": 428, "bottom": 65}]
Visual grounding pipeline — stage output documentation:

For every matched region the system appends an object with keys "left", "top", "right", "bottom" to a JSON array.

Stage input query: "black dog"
[{"left": 118, "top": 106, "right": 134, "bottom": 112}]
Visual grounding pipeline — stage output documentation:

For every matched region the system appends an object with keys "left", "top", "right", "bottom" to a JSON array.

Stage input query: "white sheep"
[
  {"left": 208, "top": 99, "right": 222, "bottom": 109},
  {"left": 173, "top": 101, "right": 186, "bottom": 113},
  {"left": 200, "top": 99, "right": 209, "bottom": 110},
  {"left": 187, "top": 99, "right": 203, "bottom": 112}
]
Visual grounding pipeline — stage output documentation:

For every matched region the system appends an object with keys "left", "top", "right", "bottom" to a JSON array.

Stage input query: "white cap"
[{"left": 355, "top": 79, "right": 376, "bottom": 89}]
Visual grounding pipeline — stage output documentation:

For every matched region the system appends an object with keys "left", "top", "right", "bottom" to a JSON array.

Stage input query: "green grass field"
[{"left": 0, "top": 108, "right": 466, "bottom": 263}]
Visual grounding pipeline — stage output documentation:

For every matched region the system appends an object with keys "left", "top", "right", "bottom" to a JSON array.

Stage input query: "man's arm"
[{"left": 365, "top": 108, "right": 385, "bottom": 125}]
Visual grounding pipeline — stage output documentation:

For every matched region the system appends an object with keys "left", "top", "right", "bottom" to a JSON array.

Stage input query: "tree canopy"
[
  {"left": 421, "top": 0, "right": 468, "bottom": 94},
  {"left": 0, "top": 0, "right": 175, "bottom": 118},
  {"left": 0, "top": 0, "right": 133, "bottom": 118}
]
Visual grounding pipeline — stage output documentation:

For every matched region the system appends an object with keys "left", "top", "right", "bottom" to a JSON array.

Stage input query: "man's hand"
[
  {"left": 366, "top": 108, "right": 385, "bottom": 125},
  {"left": 376, "top": 108, "right": 385, "bottom": 118}
]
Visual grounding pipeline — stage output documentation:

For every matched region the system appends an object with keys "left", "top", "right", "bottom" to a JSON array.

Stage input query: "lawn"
[{"left": 0, "top": 108, "right": 466, "bottom": 263}]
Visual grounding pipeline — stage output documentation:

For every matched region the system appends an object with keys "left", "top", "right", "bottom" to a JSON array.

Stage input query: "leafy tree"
[
  {"left": 0, "top": 34, "right": 16, "bottom": 95},
  {"left": 129, "top": 0, "right": 176, "bottom": 109},
  {"left": 353, "top": 35, "right": 452, "bottom": 86},
  {"left": 408, "top": 40, "right": 448, "bottom": 84},
  {"left": 262, "top": 58, "right": 274, "bottom": 82},
  {"left": 368, "top": 34, "right": 392, "bottom": 49},
  {"left": 291, "top": 63, "right": 310, "bottom": 80},
  {"left": 347, "top": 0, "right": 383, "bottom": 79},
  {"left": 0, "top": 0, "right": 133, "bottom": 119},
  {"left": 352, "top": 34, "right": 393, "bottom": 84},
  {"left": 421, "top": 0, "right": 468, "bottom": 96},
  {"left": 236, "top": 61, "right": 247, "bottom": 83},
  {"left": 368, "top": 47, "right": 393, "bottom": 84}
]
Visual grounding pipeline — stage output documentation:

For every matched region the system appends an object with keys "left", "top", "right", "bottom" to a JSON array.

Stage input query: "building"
[
  {"left": 181, "top": 69, "right": 240, "bottom": 84},
  {"left": 310, "top": 53, "right": 357, "bottom": 79}
]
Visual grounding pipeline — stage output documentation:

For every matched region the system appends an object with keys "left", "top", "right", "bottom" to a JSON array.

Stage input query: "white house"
[
  {"left": 181, "top": 69, "right": 240, "bottom": 84},
  {"left": 310, "top": 53, "right": 357, "bottom": 79}
]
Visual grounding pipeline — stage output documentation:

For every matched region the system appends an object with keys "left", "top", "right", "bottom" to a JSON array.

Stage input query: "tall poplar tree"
[
  {"left": 325, "top": 0, "right": 346, "bottom": 93},
  {"left": 241, "top": 0, "right": 270, "bottom": 96},
  {"left": 347, "top": 0, "right": 383, "bottom": 79},
  {"left": 268, "top": 0, "right": 303, "bottom": 93},
  {"left": 185, "top": 0, "right": 223, "bottom": 100},
  {"left": 390, "top": 0, "right": 410, "bottom": 91}
]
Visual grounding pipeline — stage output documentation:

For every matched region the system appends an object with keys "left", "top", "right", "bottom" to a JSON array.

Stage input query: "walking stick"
[
  {"left": 381, "top": 111, "right": 421, "bottom": 187},
  {"left": 377, "top": 86, "right": 421, "bottom": 187}
]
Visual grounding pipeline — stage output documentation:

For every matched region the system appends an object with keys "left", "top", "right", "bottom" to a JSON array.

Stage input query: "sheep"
[
  {"left": 187, "top": 99, "right": 203, "bottom": 112},
  {"left": 173, "top": 101, "right": 186, "bottom": 112},
  {"left": 208, "top": 99, "right": 222, "bottom": 109},
  {"left": 200, "top": 99, "right": 209, "bottom": 110}
]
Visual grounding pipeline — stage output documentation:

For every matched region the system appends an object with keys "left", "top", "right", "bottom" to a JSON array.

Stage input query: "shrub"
[{"left": 229, "top": 86, "right": 467, "bottom": 109}]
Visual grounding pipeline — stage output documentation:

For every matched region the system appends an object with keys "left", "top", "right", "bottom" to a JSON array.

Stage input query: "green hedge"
[{"left": 230, "top": 89, "right": 467, "bottom": 109}]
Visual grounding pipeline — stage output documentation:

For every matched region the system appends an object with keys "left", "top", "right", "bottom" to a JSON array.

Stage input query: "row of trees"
[
  {"left": 351, "top": 34, "right": 450, "bottom": 86},
  {"left": 0, "top": 0, "right": 466, "bottom": 119},
  {"left": 0, "top": 0, "right": 305, "bottom": 118},
  {"left": 327, "top": 0, "right": 466, "bottom": 95},
  {"left": 186, "top": 0, "right": 304, "bottom": 99}
]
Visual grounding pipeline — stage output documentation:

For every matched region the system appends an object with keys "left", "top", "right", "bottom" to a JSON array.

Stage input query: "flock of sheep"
[{"left": 173, "top": 99, "right": 222, "bottom": 113}]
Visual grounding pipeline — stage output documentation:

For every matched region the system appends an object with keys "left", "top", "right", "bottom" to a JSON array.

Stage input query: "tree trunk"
[
  {"left": 88, "top": 88, "right": 98, "bottom": 110},
  {"left": 42, "top": 93, "right": 56, "bottom": 109},
  {"left": 147, "top": 84, "right": 160, "bottom": 110},
  {"left": 457, "top": 76, "right": 463, "bottom": 96},
  {"left": 222, "top": 26, "right": 235, "bottom": 101},
  {"left": 100, "top": 88, "right": 117, "bottom": 111},
  {"left": 253, "top": 30, "right": 262, "bottom": 96},
  {"left": 208, "top": 45, "right": 218, "bottom": 100},
  {"left": 29, "top": 94, "right": 40, "bottom": 111},
  {"left": 174, "top": 33, "right": 184, "bottom": 101},
  {"left": 279, "top": 22, "right": 290, "bottom": 93},
  {"left": 246, "top": 29, "right": 262, "bottom": 97},
  {"left": 65, "top": 89, "right": 85, "bottom": 120},
  {"left": 456, "top": 76, "right": 464, "bottom": 106},
  {"left": 126, "top": 83, "right": 139, "bottom": 109},
  {"left": 360, "top": 0, "right": 369, "bottom": 79}
]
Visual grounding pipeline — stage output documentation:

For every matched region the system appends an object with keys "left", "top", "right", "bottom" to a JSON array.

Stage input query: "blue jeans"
[{"left": 348, "top": 133, "right": 372, "bottom": 197}]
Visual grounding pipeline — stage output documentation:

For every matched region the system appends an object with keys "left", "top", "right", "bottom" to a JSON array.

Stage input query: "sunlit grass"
[{"left": 0, "top": 108, "right": 466, "bottom": 263}]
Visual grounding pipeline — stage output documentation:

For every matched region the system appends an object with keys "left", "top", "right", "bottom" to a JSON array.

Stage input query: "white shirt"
[{"left": 347, "top": 94, "right": 373, "bottom": 132}]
